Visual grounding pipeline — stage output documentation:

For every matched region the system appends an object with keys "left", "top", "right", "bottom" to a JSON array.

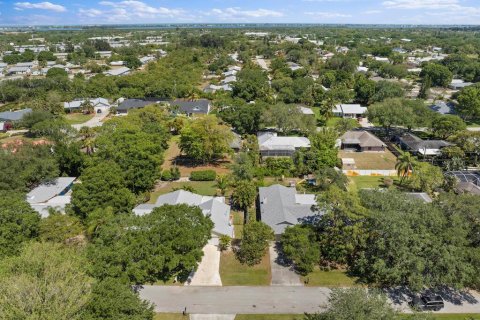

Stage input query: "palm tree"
[
  {"left": 395, "top": 151, "right": 416, "bottom": 182},
  {"left": 216, "top": 174, "right": 230, "bottom": 196},
  {"left": 79, "top": 127, "right": 95, "bottom": 155},
  {"left": 319, "top": 97, "right": 336, "bottom": 122}
]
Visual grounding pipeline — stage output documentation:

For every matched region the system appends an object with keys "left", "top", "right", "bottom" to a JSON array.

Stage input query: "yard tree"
[
  {"left": 457, "top": 83, "right": 480, "bottom": 119},
  {"left": 431, "top": 115, "right": 466, "bottom": 139},
  {"left": 355, "top": 190, "right": 475, "bottom": 291},
  {"left": 367, "top": 98, "right": 411, "bottom": 134},
  {"left": 314, "top": 168, "right": 349, "bottom": 191},
  {"left": 395, "top": 151, "right": 416, "bottom": 183},
  {"left": 124, "top": 56, "right": 142, "bottom": 69},
  {"left": 281, "top": 225, "right": 320, "bottom": 275},
  {"left": 449, "top": 131, "right": 480, "bottom": 166},
  {"left": 304, "top": 288, "right": 399, "bottom": 320},
  {"left": 0, "top": 191, "right": 40, "bottom": 257},
  {"left": 295, "top": 128, "right": 339, "bottom": 173},
  {"left": 0, "top": 143, "right": 59, "bottom": 192},
  {"left": 54, "top": 142, "right": 85, "bottom": 177},
  {"left": 354, "top": 74, "right": 376, "bottom": 105},
  {"left": 71, "top": 161, "right": 136, "bottom": 219},
  {"left": 409, "top": 162, "right": 444, "bottom": 194},
  {"left": 0, "top": 242, "right": 93, "bottom": 320},
  {"left": 420, "top": 63, "right": 453, "bottom": 87},
  {"left": 231, "top": 152, "right": 255, "bottom": 181},
  {"left": 215, "top": 174, "right": 230, "bottom": 196},
  {"left": 82, "top": 277, "right": 154, "bottom": 320},
  {"left": 316, "top": 186, "right": 369, "bottom": 265},
  {"left": 237, "top": 220, "right": 274, "bottom": 266},
  {"left": 232, "top": 66, "right": 270, "bottom": 101},
  {"left": 46, "top": 67, "right": 68, "bottom": 78},
  {"left": 39, "top": 212, "right": 84, "bottom": 243},
  {"left": 370, "top": 81, "right": 405, "bottom": 103},
  {"left": 179, "top": 115, "right": 233, "bottom": 163},
  {"left": 89, "top": 204, "right": 213, "bottom": 284},
  {"left": 231, "top": 180, "right": 257, "bottom": 218},
  {"left": 262, "top": 103, "right": 316, "bottom": 135}
]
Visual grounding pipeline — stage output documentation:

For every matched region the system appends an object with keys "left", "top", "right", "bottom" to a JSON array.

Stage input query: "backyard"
[
  {"left": 348, "top": 175, "right": 399, "bottom": 192},
  {"left": 339, "top": 150, "right": 397, "bottom": 170},
  {"left": 162, "top": 136, "right": 232, "bottom": 177},
  {"left": 219, "top": 251, "right": 271, "bottom": 286}
]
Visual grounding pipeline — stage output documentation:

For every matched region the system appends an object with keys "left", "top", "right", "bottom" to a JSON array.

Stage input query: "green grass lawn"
[
  {"left": 348, "top": 176, "right": 399, "bottom": 192},
  {"left": 220, "top": 251, "right": 271, "bottom": 286},
  {"left": 149, "top": 181, "right": 217, "bottom": 203},
  {"left": 64, "top": 113, "right": 94, "bottom": 125},
  {"left": 232, "top": 211, "right": 245, "bottom": 239},
  {"left": 235, "top": 315, "right": 303, "bottom": 320},
  {"left": 301, "top": 269, "right": 358, "bottom": 287}
]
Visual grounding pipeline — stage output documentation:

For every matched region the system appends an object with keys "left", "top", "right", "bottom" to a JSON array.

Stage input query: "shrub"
[
  {"left": 161, "top": 170, "right": 172, "bottom": 181},
  {"left": 383, "top": 177, "right": 393, "bottom": 188},
  {"left": 190, "top": 170, "right": 216, "bottom": 181},
  {"left": 219, "top": 235, "right": 231, "bottom": 251}
]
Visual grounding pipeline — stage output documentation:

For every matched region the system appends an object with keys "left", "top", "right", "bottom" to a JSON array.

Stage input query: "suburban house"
[
  {"left": 287, "top": 62, "right": 302, "bottom": 71},
  {"left": 333, "top": 104, "right": 367, "bottom": 118},
  {"left": 449, "top": 79, "right": 474, "bottom": 90},
  {"left": 203, "top": 84, "right": 232, "bottom": 93},
  {"left": 117, "top": 98, "right": 211, "bottom": 116},
  {"left": 257, "top": 132, "right": 310, "bottom": 157},
  {"left": 95, "top": 51, "right": 112, "bottom": 58},
  {"left": 397, "top": 133, "right": 452, "bottom": 156},
  {"left": 430, "top": 101, "right": 455, "bottom": 115},
  {"left": 133, "top": 190, "right": 233, "bottom": 238},
  {"left": 7, "top": 66, "right": 31, "bottom": 75},
  {"left": 26, "top": 177, "right": 76, "bottom": 218},
  {"left": 445, "top": 171, "right": 480, "bottom": 196},
  {"left": 0, "top": 108, "right": 32, "bottom": 124},
  {"left": 258, "top": 184, "right": 320, "bottom": 236},
  {"left": 340, "top": 130, "right": 386, "bottom": 152},
  {"left": 298, "top": 106, "right": 315, "bottom": 116},
  {"left": 64, "top": 98, "right": 111, "bottom": 113},
  {"left": 104, "top": 66, "right": 131, "bottom": 76}
]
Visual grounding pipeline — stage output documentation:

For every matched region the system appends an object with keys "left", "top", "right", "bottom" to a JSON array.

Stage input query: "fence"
[{"left": 343, "top": 169, "right": 398, "bottom": 177}]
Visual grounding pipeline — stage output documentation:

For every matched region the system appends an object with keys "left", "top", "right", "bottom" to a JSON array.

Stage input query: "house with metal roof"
[
  {"left": 0, "top": 108, "right": 32, "bottom": 122},
  {"left": 133, "top": 190, "right": 233, "bottom": 237},
  {"left": 26, "top": 177, "right": 76, "bottom": 218},
  {"left": 104, "top": 66, "right": 130, "bottom": 76},
  {"left": 64, "top": 98, "right": 110, "bottom": 113},
  {"left": 340, "top": 130, "right": 386, "bottom": 152},
  {"left": 257, "top": 132, "right": 310, "bottom": 157},
  {"left": 430, "top": 101, "right": 455, "bottom": 115},
  {"left": 397, "top": 133, "right": 452, "bottom": 156},
  {"left": 449, "top": 79, "right": 474, "bottom": 90},
  {"left": 258, "top": 184, "right": 320, "bottom": 236},
  {"left": 333, "top": 104, "right": 367, "bottom": 118}
]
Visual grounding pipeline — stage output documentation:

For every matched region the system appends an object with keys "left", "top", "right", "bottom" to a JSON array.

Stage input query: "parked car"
[{"left": 409, "top": 295, "right": 445, "bottom": 311}]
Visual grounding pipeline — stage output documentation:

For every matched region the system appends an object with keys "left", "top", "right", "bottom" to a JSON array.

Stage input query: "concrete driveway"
[
  {"left": 187, "top": 244, "right": 222, "bottom": 286},
  {"left": 72, "top": 112, "right": 108, "bottom": 130},
  {"left": 269, "top": 243, "right": 302, "bottom": 286},
  {"left": 139, "top": 286, "right": 331, "bottom": 314}
]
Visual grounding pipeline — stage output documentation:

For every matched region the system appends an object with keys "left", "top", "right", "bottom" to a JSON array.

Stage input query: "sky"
[{"left": 1, "top": 0, "right": 480, "bottom": 26}]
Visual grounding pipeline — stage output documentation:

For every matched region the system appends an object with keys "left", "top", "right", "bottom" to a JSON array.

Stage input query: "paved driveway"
[
  {"left": 187, "top": 244, "right": 222, "bottom": 286},
  {"left": 72, "top": 112, "right": 108, "bottom": 130},
  {"left": 139, "top": 286, "right": 331, "bottom": 314},
  {"left": 269, "top": 243, "right": 302, "bottom": 286}
]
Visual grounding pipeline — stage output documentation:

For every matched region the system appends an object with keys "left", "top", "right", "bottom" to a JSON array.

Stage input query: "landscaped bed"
[{"left": 220, "top": 251, "right": 271, "bottom": 286}]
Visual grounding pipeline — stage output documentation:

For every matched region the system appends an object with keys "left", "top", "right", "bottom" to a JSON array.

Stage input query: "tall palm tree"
[
  {"left": 216, "top": 174, "right": 230, "bottom": 196},
  {"left": 395, "top": 151, "right": 416, "bottom": 182},
  {"left": 319, "top": 97, "right": 336, "bottom": 122},
  {"left": 79, "top": 127, "right": 95, "bottom": 155}
]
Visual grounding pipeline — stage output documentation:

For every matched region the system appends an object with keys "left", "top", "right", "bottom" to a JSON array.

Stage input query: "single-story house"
[
  {"left": 7, "top": 66, "right": 31, "bottom": 75},
  {"left": 222, "top": 75, "right": 237, "bottom": 84},
  {"left": 430, "top": 101, "right": 455, "bottom": 115},
  {"left": 397, "top": 133, "right": 452, "bottom": 156},
  {"left": 449, "top": 79, "right": 474, "bottom": 90},
  {"left": 287, "top": 62, "right": 302, "bottom": 71},
  {"left": 222, "top": 70, "right": 237, "bottom": 77},
  {"left": 110, "top": 61, "right": 124, "bottom": 66},
  {"left": 298, "top": 106, "right": 315, "bottom": 116},
  {"left": 258, "top": 132, "right": 310, "bottom": 157},
  {"left": 63, "top": 98, "right": 111, "bottom": 113},
  {"left": 117, "top": 98, "right": 211, "bottom": 116},
  {"left": 104, "top": 66, "right": 130, "bottom": 76},
  {"left": 133, "top": 190, "right": 233, "bottom": 237},
  {"left": 445, "top": 171, "right": 480, "bottom": 196},
  {"left": 0, "top": 108, "right": 32, "bottom": 122},
  {"left": 139, "top": 56, "right": 156, "bottom": 65},
  {"left": 95, "top": 51, "right": 112, "bottom": 58},
  {"left": 340, "top": 130, "right": 386, "bottom": 152},
  {"left": 258, "top": 184, "right": 320, "bottom": 236},
  {"left": 333, "top": 104, "right": 367, "bottom": 118},
  {"left": 203, "top": 84, "right": 232, "bottom": 93},
  {"left": 26, "top": 177, "right": 76, "bottom": 218}
]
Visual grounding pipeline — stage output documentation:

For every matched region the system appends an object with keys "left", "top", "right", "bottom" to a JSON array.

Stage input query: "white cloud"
[
  {"left": 363, "top": 10, "right": 382, "bottom": 14},
  {"left": 78, "top": 0, "right": 186, "bottom": 22},
  {"left": 14, "top": 1, "right": 66, "bottom": 12},
  {"left": 304, "top": 11, "right": 352, "bottom": 18},
  {"left": 207, "top": 7, "right": 283, "bottom": 19},
  {"left": 382, "top": 0, "right": 480, "bottom": 18},
  {"left": 383, "top": 0, "right": 461, "bottom": 10}
]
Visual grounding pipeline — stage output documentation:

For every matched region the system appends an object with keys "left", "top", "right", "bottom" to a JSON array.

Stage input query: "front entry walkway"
[{"left": 269, "top": 243, "right": 303, "bottom": 286}]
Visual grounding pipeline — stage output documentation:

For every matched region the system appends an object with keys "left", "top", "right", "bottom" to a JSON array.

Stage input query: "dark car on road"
[{"left": 409, "top": 295, "right": 445, "bottom": 311}]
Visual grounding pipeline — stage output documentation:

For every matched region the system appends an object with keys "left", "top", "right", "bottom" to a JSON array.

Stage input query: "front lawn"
[
  {"left": 301, "top": 269, "right": 358, "bottom": 287},
  {"left": 149, "top": 181, "right": 217, "bottom": 203},
  {"left": 220, "top": 251, "right": 271, "bottom": 286},
  {"left": 64, "top": 113, "right": 94, "bottom": 125}
]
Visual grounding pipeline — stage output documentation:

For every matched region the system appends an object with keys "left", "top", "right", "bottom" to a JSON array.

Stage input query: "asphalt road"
[
  {"left": 139, "top": 286, "right": 331, "bottom": 314},
  {"left": 140, "top": 286, "right": 480, "bottom": 315}
]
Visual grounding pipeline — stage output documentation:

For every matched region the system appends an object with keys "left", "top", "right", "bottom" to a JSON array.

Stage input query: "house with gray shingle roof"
[
  {"left": 258, "top": 184, "right": 321, "bottom": 236},
  {"left": 340, "top": 130, "right": 386, "bottom": 152},
  {"left": 133, "top": 190, "right": 233, "bottom": 237},
  {"left": 0, "top": 108, "right": 32, "bottom": 122}
]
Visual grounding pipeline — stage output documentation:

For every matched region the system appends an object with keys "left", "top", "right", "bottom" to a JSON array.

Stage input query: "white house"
[
  {"left": 258, "top": 132, "right": 310, "bottom": 157},
  {"left": 333, "top": 104, "right": 367, "bottom": 118},
  {"left": 26, "top": 177, "right": 76, "bottom": 218},
  {"left": 104, "top": 66, "right": 130, "bottom": 76},
  {"left": 63, "top": 98, "right": 111, "bottom": 113}
]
